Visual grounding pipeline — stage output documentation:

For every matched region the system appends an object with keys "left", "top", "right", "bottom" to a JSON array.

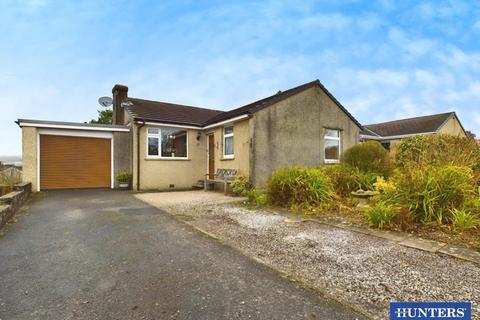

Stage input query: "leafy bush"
[
  {"left": 394, "top": 134, "right": 480, "bottom": 174},
  {"left": 355, "top": 169, "right": 378, "bottom": 191},
  {"left": 321, "top": 164, "right": 359, "bottom": 196},
  {"left": 393, "top": 165, "right": 474, "bottom": 223},
  {"left": 268, "top": 167, "right": 334, "bottom": 208},
  {"left": 366, "top": 202, "right": 396, "bottom": 229},
  {"left": 373, "top": 176, "right": 402, "bottom": 206},
  {"left": 230, "top": 174, "right": 250, "bottom": 196},
  {"left": 341, "top": 141, "right": 391, "bottom": 176},
  {"left": 450, "top": 208, "right": 479, "bottom": 230},
  {"left": 115, "top": 172, "right": 132, "bottom": 184},
  {"left": 246, "top": 188, "right": 268, "bottom": 206},
  {"left": 321, "top": 164, "right": 379, "bottom": 196}
]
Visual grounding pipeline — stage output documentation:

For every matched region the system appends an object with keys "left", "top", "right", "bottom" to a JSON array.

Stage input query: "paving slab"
[
  {"left": 398, "top": 237, "right": 447, "bottom": 253},
  {"left": 368, "top": 229, "right": 411, "bottom": 242},
  {"left": 439, "top": 244, "right": 480, "bottom": 265}
]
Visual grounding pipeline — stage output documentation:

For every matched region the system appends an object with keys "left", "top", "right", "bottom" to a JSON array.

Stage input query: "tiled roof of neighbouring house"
[
  {"left": 125, "top": 80, "right": 363, "bottom": 129},
  {"left": 362, "top": 112, "right": 455, "bottom": 137}
]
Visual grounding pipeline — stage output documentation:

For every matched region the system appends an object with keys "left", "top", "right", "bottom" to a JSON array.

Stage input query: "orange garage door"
[{"left": 40, "top": 135, "right": 111, "bottom": 190}]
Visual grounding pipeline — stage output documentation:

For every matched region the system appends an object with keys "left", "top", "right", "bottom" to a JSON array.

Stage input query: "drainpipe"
[{"left": 136, "top": 120, "right": 146, "bottom": 191}]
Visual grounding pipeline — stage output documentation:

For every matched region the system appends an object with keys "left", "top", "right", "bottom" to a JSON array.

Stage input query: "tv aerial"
[{"left": 98, "top": 96, "right": 113, "bottom": 108}]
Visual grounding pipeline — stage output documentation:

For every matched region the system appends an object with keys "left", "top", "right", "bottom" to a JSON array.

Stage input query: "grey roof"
[
  {"left": 16, "top": 119, "right": 129, "bottom": 130},
  {"left": 362, "top": 112, "right": 461, "bottom": 137},
  {"left": 125, "top": 98, "right": 223, "bottom": 126}
]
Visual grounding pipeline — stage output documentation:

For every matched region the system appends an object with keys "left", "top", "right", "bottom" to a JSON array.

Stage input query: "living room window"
[
  {"left": 324, "top": 128, "right": 340, "bottom": 163},
  {"left": 223, "top": 126, "right": 234, "bottom": 158},
  {"left": 147, "top": 127, "right": 188, "bottom": 158}
]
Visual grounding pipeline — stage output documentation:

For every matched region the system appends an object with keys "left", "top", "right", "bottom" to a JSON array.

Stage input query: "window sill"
[
  {"left": 324, "top": 159, "right": 340, "bottom": 164},
  {"left": 145, "top": 157, "right": 190, "bottom": 161},
  {"left": 221, "top": 156, "right": 235, "bottom": 161}
]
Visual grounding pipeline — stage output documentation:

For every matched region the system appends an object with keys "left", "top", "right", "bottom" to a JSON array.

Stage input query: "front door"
[{"left": 208, "top": 134, "right": 215, "bottom": 179}]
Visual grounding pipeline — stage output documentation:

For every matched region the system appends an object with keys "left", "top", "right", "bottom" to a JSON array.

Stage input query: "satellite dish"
[{"left": 98, "top": 96, "right": 113, "bottom": 108}]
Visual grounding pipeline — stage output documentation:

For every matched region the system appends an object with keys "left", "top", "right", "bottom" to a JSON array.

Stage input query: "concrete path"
[{"left": 0, "top": 190, "right": 364, "bottom": 320}]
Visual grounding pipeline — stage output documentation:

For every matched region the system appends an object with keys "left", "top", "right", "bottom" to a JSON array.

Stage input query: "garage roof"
[{"left": 16, "top": 119, "right": 130, "bottom": 132}]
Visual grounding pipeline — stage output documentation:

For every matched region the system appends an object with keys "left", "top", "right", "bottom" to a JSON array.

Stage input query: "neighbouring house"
[
  {"left": 17, "top": 80, "right": 362, "bottom": 192},
  {"left": 360, "top": 112, "right": 467, "bottom": 150}
]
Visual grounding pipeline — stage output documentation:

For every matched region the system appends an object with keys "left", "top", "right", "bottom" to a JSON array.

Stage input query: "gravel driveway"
[
  {"left": 0, "top": 190, "right": 363, "bottom": 320},
  {"left": 137, "top": 191, "right": 480, "bottom": 320}
]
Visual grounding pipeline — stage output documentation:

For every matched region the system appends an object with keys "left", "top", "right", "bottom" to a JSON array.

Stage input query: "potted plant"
[{"left": 116, "top": 172, "right": 132, "bottom": 190}]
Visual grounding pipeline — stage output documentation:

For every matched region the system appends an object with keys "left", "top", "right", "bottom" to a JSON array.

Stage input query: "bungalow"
[
  {"left": 17, "top": 80, "right": 363, "bottom": 192},
  {"left": 360, "top": 112, "right": 467, "bottom": 149}
]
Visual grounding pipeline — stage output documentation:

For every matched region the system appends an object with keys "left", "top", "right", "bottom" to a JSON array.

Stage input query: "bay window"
[
  {"left": 147, "top": 127, "right": 188, "bottom": 159},
  {"left": 324, "top": 128, "right": 340, "bottom": 163},
  {"left": 224, "top": 126, "right": 234, "bottom": 158}
]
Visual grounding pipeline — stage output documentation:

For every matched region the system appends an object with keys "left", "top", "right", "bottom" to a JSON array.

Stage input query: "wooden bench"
[{"left": 205, "top": 169, "right": 238, "bottom": 194}]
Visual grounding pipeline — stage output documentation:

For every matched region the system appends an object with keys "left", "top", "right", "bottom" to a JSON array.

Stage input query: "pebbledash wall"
[{"left": 250, "top": 85, "right": 361, "bottom": 186}]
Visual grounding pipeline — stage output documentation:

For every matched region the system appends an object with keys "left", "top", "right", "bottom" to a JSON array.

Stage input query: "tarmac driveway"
[{"left": 0, "top": 190, "right": 363, "bottom": 320}]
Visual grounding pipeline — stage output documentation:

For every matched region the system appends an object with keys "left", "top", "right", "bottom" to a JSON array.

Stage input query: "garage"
[
  {"left": 39, "top": 134, "right": 112, "bottom": 190},
  {"left": 17, "top": 119, "right": 131, "bottom": 192}
]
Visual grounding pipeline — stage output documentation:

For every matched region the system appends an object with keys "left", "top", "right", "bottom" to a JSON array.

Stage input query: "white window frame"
[
  {"left": 223, "top": 126, "right": 234, "bottom": 159},
  {"left": 324, "top": 128, "right": 341, "bottom": 164},
  {"left": 146, "top": 126, "right": 189, "bottom": 160}
]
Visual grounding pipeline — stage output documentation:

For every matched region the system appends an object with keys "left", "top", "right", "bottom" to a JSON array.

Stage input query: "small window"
[
  {"left": 224, "top": 126, "right": 234, "bottom": 158},
  {"left": 324, "top": 128, "right": 340, "bottom": 163},
  {"left": 147, "top": 127, "right": 188, "bottom": 158}
]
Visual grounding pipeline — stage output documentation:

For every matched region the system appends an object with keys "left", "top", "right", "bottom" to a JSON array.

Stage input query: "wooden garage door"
[{"left": 40, "top": 135, "right": 111, "bottom": 190}]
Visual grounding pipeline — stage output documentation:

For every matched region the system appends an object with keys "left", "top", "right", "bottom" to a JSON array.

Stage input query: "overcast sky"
[{"left": 1, "top": 0, "right": 479, "bottom": 156}]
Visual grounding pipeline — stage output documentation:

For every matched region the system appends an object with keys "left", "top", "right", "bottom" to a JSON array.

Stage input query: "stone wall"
[{"left": 0, "top": 182, "right": 32, "bottom": 229}]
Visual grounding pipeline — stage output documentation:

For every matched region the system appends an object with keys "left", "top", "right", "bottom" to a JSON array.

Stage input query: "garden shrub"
[
  {"left": 450, "top": 208, "right": 479, "bottom": 230},
  {"left": 246, "top": 188, "right": 268, "bottom": 206},
  {"left": 0, "top": 174, "right": 20, "bottom": 187},
  {"left": 394, "top": 134, "right": 480, "bottom": 174},
  {"left": 393, "top": 165, "right": 475, "bottom": 223},
  {"left": 366, "top": 202, "right": 396, "bottom": 229},
  {"left": 341, "top": 141, "right": 391, "bottom": 176},
  {"left": 268, "top": 167, "right": 334, "bottom": 208},
  {"left": 321, "top": 164, "right": 358, "bottom": 196},
  {"left": 355, "top": 169, "right": 378, "bottom": 191},
  {"left": 115, "top": 172, "right": 132, "bottom": 184},
  {"left": 373, "top": 176, "right": 402, "bottom": 206},
  {"left": 230, "top": 174, "right": 250, "bottom": 196},
  {"left": 321, "top": 164, "right": 379, "bottom": 196}
]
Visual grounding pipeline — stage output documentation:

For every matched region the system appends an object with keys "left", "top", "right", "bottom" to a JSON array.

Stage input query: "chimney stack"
[{"left": 112, "top": 84, "right": 128, "bottom": 125}]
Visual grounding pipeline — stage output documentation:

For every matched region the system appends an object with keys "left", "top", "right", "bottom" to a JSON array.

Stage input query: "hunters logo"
[{"left": 390, "top": 302, "right": 471, "bottom": 319}]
